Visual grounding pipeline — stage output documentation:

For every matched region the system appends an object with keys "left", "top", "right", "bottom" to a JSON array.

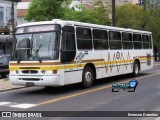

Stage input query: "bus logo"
[
  {"left": 112, "top": 80, "right": 138, "bottom": 92},
  {"left": 116, "top": 52, "right": 120, "bottom": 60}
]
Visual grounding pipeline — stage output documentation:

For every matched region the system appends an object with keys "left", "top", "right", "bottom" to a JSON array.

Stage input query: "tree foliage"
[
  {"left": 116, "top": 3, "right": 160, "bottom": 46},
  {"left": 25, "top": 0, "right": 111, "bottom": 25},
  {"left": 25, "top": 0, "right": 67, "bottom": 21},
  {"left": 116, "top": 3, "right": 150, "bottom": 30}
]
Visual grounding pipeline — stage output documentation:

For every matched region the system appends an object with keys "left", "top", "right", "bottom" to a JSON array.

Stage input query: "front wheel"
[
  {"left": 133, "top": 61, "right": 140, "bottom": 77},
  {"left": 82, "top": 66, "right": 94, "bottom": 88}
]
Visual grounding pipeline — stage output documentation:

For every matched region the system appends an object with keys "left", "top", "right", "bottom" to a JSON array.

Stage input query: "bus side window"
[
  {"left": 142, "top": 35, "right": 150, "bottom": 49},
  {"left": 133, "top": 34, "right": 142, "bottom": 49},
  {"left": 61, "top": 26, "right": 76, "bottom": 63},
  {"left": 109, "top": 31, "right": 122, "bottom": 49},
  {"left": 93, "top": 29, "right": 108, "bottom": 50},
  {"left": 122, "top": 32, "right": 133, "bottom": 49},
  {"left": 76, "top": 27, "right": 92, "bottom": 50}
]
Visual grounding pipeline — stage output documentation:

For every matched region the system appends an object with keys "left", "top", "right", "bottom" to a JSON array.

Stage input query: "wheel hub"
[
  {"left": 135, "top": 64, "right": 139, "bottom": 74},
  {"left": 85, "top": 72, "right": 92, "bottom": 82}
]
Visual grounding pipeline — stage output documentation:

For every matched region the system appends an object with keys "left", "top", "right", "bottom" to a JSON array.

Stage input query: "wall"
[{"left": 0, "top": 0, "right": 18, "bottom": 34}]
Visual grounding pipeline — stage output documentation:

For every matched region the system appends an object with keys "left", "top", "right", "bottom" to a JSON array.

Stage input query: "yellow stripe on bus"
[{"left": 9, "top": 58, "right": 153, "bottom": 71}]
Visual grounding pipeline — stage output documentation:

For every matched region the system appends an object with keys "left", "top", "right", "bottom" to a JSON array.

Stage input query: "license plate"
[{"left": 26, "top": 82, "right": 35, "bottom": 87}]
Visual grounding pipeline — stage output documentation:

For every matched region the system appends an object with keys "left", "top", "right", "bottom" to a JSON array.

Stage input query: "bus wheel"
[
  {"left": 82, "top": 66, "right": 94, "bottom": 88},
  {"left": 133, "top": 61, "right": 140, "bottom": 77}
]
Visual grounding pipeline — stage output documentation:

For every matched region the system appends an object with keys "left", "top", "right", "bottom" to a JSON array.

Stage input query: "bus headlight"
[
  {"left": 45, "top": 70, "right": 53, "bottom": 75},
  {"left": 10, "top": 70, "right": 16, "bottom": 75},
  {"left": 41, "top": 70, "right": 57, "bottom": 75},
  {"left": 42, "top": 70, "right": 45, "bottom": 74}
]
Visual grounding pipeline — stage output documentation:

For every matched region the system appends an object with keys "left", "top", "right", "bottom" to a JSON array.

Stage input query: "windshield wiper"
[
  {"left": 17, "top": 54, "right": 22, "bottom": 63},
  {"left": 33, "top": 44, "right": 42, "bottom": 63}
]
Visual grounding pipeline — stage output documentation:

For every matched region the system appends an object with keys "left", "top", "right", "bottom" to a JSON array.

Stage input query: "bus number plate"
[{"left": 26, "top": 82, "right": 35, "bottom": 87}]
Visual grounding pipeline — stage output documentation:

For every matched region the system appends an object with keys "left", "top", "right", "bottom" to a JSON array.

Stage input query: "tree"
[
  {"left": 116, "top": 3, "right": 150, "bottom": 30},
  {"left": 25, "top": 0, "right": 111, "bottom": 25},
  {"left": 147, "top": 9, "right": 160, "bottom": 46},
  {"left": 84, "top": 1, "right": 111, "bottom": 25},
  {"left": 62, "top": 0, "right": 111, "bottom": 25},
  {"left": 116, "top": 3, "right": 160, "bottom": 46},
  {"left": 25, "top": 0, "right": 69, "bottom": 21}
]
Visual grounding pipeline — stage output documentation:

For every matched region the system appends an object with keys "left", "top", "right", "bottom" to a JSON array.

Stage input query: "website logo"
[
  {"left": 112, "top": 80, "right": 138, "bottom": 92},
  {"left": 2, "top": 112, "right": 11, "bottom": 117}
]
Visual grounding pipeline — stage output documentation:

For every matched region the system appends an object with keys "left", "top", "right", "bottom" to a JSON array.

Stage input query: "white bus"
[{"left": 9, "top": 19, "right": 153, "bottom": 88}]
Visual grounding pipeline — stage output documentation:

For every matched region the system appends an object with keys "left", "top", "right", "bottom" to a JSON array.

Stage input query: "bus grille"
[
  {"left": 22, "top": 70, "right": 38, "bottom": 74},
  {"left": 20, "top": 78, "right": 41, "bottom": 81}
]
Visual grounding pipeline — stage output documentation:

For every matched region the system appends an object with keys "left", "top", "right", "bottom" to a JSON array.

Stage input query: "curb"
[{"left": 0, "top": 86, "right": 26, "bottom": 92}]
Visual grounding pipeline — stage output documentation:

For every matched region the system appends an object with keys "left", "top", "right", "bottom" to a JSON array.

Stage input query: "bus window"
[
  {"left": 133, "top": 34, "right": 142, "bottom": 49},
  {"left": 61, "top": 26, "right": 76, "bottom": 63},
  {"left": 76, "top": 27, "right": 92, "bottom": 50},
  {"left": 142, "top": 35, "right": 150, "bottom": 49},
  {"left": 109, "top": 31, "right": 122, "bottom": 49},
  {"left": 122, "top": 32, "right": 133, "bottom": 49},
  {"left": 93, "top": 29, "right": 108, "bottom": 50}
]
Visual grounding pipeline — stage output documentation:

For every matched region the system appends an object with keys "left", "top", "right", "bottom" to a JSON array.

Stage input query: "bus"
[{"left": 9, "top": 19, "right": 153, "bottom": 88}]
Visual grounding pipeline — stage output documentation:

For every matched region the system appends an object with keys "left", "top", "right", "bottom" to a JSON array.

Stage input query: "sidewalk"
[{"left": 0, "top": 78, "right": 25, "bottom": 92}]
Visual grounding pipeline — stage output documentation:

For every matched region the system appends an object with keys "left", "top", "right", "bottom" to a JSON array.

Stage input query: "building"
[
  {"left": 74, "top": 0, "right": 139, "bottom": 6},
  {"left": 0, "top": 0, "right": 19, "bottom": 34},
  {"left": 139, "top": 0, "right": 160, "bottom": 9},
  {"left": 17, "top": 0, "right": 30, "bottom": 25}
]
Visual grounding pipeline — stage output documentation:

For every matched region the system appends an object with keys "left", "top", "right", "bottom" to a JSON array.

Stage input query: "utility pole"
[
  {"left": 112, "top": 0, "right": 116, "bottom": 27},
  {"left": 11, "top": 0, "right": 15, "bottom": 34}
]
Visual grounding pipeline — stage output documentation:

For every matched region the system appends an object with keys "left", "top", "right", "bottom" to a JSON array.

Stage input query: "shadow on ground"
[{"left": 18, "top": 72, "right": 151, "bottom": 95}]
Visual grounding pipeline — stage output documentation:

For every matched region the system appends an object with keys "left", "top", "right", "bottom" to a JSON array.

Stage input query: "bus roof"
[{"left": 17, "top": 19, "right": 152, "bottom": 34}]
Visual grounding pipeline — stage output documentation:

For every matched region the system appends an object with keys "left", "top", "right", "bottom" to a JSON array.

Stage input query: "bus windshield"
[{"left": 11, "top": 32, "right": 60, "bottom": 62}]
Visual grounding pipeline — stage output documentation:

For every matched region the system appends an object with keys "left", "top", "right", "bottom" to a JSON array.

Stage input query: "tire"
[
  {"left": 133, "top": 61, "right": 140, "bottom": 77},
  {"left": 82, "top": 66, "right": 94, "bottom": 88}
]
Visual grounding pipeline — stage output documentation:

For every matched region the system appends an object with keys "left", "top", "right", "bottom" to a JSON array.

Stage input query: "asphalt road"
[{"left": 0, "top": 63, "right": 160, "bottom": 120}]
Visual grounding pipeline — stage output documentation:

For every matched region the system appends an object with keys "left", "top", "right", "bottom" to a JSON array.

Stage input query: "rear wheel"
[
  {"left": 82, "top": 66, "right": 94, "bottom": 88},
  {"left": 133, "top": 61, "right": 140, "bottom": 77}
]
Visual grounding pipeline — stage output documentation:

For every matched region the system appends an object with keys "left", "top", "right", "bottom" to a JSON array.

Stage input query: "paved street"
[{"left": 0, "top": 63, "right": 160, "bottom": 120}]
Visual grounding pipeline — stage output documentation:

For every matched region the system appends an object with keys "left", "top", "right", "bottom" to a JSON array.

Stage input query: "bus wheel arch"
[
  {"left": 133, "top": 59, "right": 140, "bottom": 77},
  {"left": 82, "top": 63, "right": 96, "bottom": 88}
]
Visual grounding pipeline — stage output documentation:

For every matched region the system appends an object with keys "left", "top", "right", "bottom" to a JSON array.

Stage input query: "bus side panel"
[
  {"left": 77, "top": 50, "right": 103, "bottom": 79},
  {"left": 63, "top": 50, "right": 103, "bottom": 85},
  {"left": 139, "top": 49, "right": 153, "bottom": 71},
  {"left": 64, "top": 70, "right": 83, "bottom": 85},
  {"left": 102, "top": 50, "right": 123, "bottom": 78},
  {"left": 122, "top": 50, "right": 134, "bottom": 74}
]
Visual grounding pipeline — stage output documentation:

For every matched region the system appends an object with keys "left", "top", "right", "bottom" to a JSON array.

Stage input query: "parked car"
[{"left": 0, "top": 54, "right": 9, "bottom": 78}]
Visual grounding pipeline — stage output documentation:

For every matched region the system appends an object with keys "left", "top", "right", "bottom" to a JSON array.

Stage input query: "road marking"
[
  {"left": 36, "top": 72, "right": 160, "bottom": 107},
  {"left": 10, "top": 104, "right": 36, "bottom": 109},
  {"left": 0, "top": 101, "right": 36, "bottom": 109},
  {"left": 0, "top": 102, "right": 11, "bottom": 106}
]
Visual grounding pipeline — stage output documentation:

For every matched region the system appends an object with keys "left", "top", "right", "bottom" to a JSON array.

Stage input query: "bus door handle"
[{"left": 84, "top": 51, "right": 88, "bottom": 55}]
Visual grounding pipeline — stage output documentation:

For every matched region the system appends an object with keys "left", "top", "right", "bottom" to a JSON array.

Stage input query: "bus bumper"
[{"left": 9, "top": 75, "right": 63, "bottom": 86}]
